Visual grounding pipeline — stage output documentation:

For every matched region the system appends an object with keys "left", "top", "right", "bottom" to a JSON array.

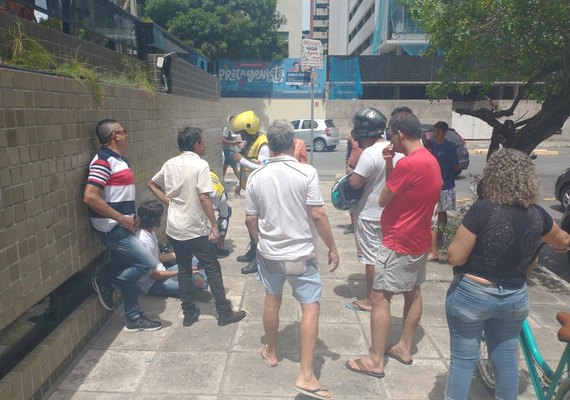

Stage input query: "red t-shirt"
[{"left": 381, "top": 147, "right": 442, "bottom": 254}]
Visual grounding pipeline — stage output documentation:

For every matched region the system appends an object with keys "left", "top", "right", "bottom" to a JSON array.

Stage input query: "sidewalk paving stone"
[{"left": 44, "top": 178, "right": 570, "bottom": 400}]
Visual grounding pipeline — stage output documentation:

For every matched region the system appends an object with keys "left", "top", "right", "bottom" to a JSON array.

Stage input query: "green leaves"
[
  {"left": 403, "top": 0, "right": 570, "bottom": 101},
  {"left": 402, "top": 0, "right": 570, "bottom": 153},
  {"left": 143, "top": 0, "right": 287, "bottom": 61}
]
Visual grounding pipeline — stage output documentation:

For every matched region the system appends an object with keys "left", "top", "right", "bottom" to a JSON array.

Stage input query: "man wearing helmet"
[
  {"left": 346, "top": 111, "right": 441, "bottom": 379},
  {"left": 345, "top": 107, "right": 395, "bottom": 312},
  {"left": 232, "top": 110, "right": 270, "bottom": 274}
]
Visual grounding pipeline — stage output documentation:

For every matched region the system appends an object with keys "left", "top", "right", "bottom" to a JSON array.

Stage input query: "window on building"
[{"left": 348, "top": 3, "right": 375, "bottom": 43}]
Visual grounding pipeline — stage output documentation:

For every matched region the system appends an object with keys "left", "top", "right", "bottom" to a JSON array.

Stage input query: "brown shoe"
[{"left": 218, "top": 310, "right": 246, "bottom": 326}]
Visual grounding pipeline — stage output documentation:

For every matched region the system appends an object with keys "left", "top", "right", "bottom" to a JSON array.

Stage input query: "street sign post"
[{"left": 301, "top": 39, "right": 323, "bottom": 164}]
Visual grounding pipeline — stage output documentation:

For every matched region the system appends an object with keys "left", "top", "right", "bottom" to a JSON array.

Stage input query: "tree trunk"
[{"left": 484, "top": 83, "right": 570, "bottom": 157}]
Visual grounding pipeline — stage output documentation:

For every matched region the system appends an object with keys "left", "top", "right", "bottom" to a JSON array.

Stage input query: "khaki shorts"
[
  {"left": 355, "top": 218, "right": 382, "bottom": 265},
  {"left": 373, "top": 243, "right": 428, "bottom": 293}
]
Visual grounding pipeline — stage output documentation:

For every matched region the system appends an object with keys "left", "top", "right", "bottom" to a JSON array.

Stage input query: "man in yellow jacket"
[{"left": 232, "top": 110, "right": 270, "bottom": 274}]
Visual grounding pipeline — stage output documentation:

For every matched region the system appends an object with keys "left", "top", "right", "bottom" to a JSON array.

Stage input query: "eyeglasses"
[{"left": 112, "top": 129, "right": 128, "bottom": 137}]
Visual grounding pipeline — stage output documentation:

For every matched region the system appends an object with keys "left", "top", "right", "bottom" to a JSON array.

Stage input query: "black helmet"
[
  {"left": 331, "top": 174, "right": 363, "bottom": 211},
  {"left": 352, "top": 107, "right": 387, "bottom": 140}
]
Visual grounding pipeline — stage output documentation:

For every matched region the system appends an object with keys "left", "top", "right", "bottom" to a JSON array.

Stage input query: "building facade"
[
  {"left": 277, "top": 0, "right": 303, "bottom": 58},
  {"left": 309, "top": 0, "right": 330, "bottom": 56},
  {"left": 328, "top": 0, "right": 427, "bottom": 56}
]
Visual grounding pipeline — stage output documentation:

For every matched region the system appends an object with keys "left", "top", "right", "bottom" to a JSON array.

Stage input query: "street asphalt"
[{"left": 44, "top": 178, "right": 570, "bottom": 400}]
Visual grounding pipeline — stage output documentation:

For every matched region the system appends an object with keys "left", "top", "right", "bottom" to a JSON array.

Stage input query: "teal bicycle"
[
  {"left": 478, "top": 314, "right": 570, "bottom": 399},
  {"left": 477, "top": 245, "right": 570, "bottom": 399}
]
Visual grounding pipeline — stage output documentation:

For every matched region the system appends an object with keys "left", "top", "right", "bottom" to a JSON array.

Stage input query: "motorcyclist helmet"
[
  {"left": 232, "top": 111, "right": 260, "bottom": 136},
  {"left": 331, "top": 174, "right": 363, "bottom": 211},
  {"left": 352, "top": 107, "right": 387, "bottom": 141}
]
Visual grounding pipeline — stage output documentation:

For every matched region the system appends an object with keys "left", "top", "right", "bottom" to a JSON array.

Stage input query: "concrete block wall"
[
  {"left": 0, "top": 297, "right": 109, "bottom": 400},
  {"left": 0, "top": 65, "right": 222, "bottom": 332},
  {"left": 0, "top": 63, "right": 222, "bottom": 399}
]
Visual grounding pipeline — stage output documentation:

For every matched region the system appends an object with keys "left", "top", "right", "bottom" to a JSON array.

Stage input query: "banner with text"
[{"left": 218, "top": 58, "right": 326, "bottom": 98}]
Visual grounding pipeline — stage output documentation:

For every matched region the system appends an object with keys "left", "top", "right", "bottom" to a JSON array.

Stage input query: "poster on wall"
[{"left": 217, "top": 58, "right": 326, "bottom": 98}]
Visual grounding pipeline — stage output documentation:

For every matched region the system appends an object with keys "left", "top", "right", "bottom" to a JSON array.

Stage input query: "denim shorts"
[
  {"left": 257, "top": 255, "right": 322, "bottom": 304},
  {"left": 223, "top": 148, "right": 238, "bottom": 168}
]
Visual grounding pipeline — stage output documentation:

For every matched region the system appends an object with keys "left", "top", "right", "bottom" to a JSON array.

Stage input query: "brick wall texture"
[{"left": 0, "top": 66, "right": 223, "bottom": 333}]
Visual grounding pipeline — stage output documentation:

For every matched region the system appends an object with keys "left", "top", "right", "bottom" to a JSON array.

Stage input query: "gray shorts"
[
  {"left": 257, "top": 255, "right": 321, "bottom": 304},
  {"left": 373, "top": 243, "right": 428, "bottom": 293},
  {"left": 437, "top": 188, "right": 456, "bottom": 212},
  {"left": 355, "top": 218, "right": 382, "bottom": 265}
]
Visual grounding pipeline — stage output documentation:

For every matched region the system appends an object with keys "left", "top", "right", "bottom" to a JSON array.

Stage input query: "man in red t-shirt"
[{"left": 346, "top": 110, "right": 441, "bottom": 379}]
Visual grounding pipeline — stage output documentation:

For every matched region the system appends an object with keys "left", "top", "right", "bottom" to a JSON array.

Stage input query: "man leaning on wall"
[{"left": 84, "top": 119, "right": 162, "bottom": 332}]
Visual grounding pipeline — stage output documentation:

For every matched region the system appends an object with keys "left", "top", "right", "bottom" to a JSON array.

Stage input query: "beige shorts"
[
  {"left": 355, "top": 218, "right": 382, "bottom": 265},
  {"left": 373, "top": 243, "right": 428, "bottom": 293}
]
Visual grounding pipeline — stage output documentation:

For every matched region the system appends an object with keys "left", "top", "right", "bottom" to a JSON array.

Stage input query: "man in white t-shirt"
[
  {"left": 245, "top": 120, "right": 339, "bottom": 400},
  {"left": 148, "top": 127, "right": 246, "bottom": 328},
  {"left": 347, "top": 107, "right": 393, "bottom": 312}
]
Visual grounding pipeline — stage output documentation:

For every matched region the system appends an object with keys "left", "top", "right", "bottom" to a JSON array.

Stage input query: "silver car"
[{"left": 291, "top": 119, "right": 340, "bottom": 152}]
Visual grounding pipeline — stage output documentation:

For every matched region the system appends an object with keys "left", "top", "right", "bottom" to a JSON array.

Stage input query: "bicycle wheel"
[
  {"left": 477, "top": 336, "right": 496, "bottom": 390},
  {"left": 555, "top": 378, "right": 570, "bottom": 400}
]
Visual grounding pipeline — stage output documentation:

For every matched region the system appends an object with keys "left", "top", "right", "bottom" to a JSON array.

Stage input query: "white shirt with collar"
[
  {"left": 152, "top": 151, "right": 214, "bottom": 241},
  {"left": 244, "top": 155, "right": 324, "bottom": 260}
]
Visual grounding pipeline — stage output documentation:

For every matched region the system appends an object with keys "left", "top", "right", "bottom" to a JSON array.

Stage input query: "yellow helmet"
[{"left": 232, "top": 111, "right": 259, "bottom": 136}]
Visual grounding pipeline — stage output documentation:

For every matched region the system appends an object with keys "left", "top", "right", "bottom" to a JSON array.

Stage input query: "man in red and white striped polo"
[{"left": 84, "top": 119, "right": 161, "bottom": 332}]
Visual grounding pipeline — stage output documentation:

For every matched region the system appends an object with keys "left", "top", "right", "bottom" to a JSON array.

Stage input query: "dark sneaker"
[
  {"left": 183, "top": 309, "right": 201, "bottom": 327},
  {"left": 343, "top": 225, "right": 355, "bottom": 234},
  {"left": 92, "top": 274, "right": 115, "bottom": 310},
  {"left": 124, "top": 315, "right": 162, "bottom": 332},
  {"left": 241, "top": 261, "right": 258, "bottom": 275},
  {"left": 218, "top": 310, "right": 246, "bottom": 326},
  {"left": 236, "top": 243, "right": 256, "bottom": 262}
]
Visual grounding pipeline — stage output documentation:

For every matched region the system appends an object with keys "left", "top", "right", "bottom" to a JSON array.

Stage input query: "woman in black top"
[{"left": 444, "top": 149, "right": 569, "bottom": 400}]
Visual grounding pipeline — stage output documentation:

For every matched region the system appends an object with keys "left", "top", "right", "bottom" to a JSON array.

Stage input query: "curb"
[{"left": 468, "top": 148, "right": 559, "bottom": 156}]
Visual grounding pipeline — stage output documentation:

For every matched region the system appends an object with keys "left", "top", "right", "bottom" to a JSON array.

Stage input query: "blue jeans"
[
  {"left": 444, "top": 275, "right": 530, "bottom": 400},
  {"left": 147, "top": 265, "right": 180, "bottom": 298},
  {"left": 146, "top": 265, "right": 208, "bottom": 298},
  {"left": 95, "top": 226, "right": 157, "bottom": 320}
]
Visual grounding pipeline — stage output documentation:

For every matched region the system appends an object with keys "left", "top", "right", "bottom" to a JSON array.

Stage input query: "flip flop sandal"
[
  {"left": 257, "top": 345, "right": 277, "bottom": 367},
  {"left": 345, "top": 358, "right": 385, "bottom": 378},
  {"left": 344, "top": 301, "right": 371, "bottom": 312},
  {"left": 295, "top": 386, "right": 333, "bottom": 400}
]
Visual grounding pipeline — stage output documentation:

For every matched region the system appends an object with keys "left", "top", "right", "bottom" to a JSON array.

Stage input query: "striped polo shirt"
[{"left": 86, "top": 147, "right": 136, "bottom": 233}]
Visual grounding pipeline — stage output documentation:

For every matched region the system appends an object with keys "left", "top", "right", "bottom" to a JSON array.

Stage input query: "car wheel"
[
  {"left": 326, "top": 145, "right": 337, "bottom": 152},
  {"left": 313, "top": 138, "right": 327, "bottom": 152},
  {"left": 561, "top": 185, "right": 570, "bottom": 210}
]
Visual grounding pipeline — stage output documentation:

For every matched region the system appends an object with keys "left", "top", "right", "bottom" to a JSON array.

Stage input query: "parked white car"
[{"left": 291, "top": 119, "right": 340, "bottom": 152}]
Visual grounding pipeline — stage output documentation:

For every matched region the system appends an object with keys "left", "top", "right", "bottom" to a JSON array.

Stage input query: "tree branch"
[
  {"left": 454, "top": 107, "right": 503, "bottom": 129},
  {"left": 495, "top": 62, "right": 563, "bottom": 119}
]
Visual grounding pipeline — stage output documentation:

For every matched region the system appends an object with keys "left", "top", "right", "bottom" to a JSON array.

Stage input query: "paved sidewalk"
[{"left": 45, "top": 179, "right": 570, "bottom": 400}]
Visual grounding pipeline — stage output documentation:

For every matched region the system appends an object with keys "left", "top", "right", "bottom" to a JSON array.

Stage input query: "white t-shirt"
[
  {"left": 136, "top": 229, "right": 163, "bottom": 294},
  {"left": 152, "top": 151, "right": 214, "bottom": 240},
  {"left": 245, "top": 155, "right": 324, "bottom": 260},
  {"left": 353, "top": 141, "right": 404, "bottom": 221},
  {"left": 222, "top": 126, "right": 238, "bottom": 151},
  {"left": 353, "top": 141, "right": 390, "bottom": 221}
]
